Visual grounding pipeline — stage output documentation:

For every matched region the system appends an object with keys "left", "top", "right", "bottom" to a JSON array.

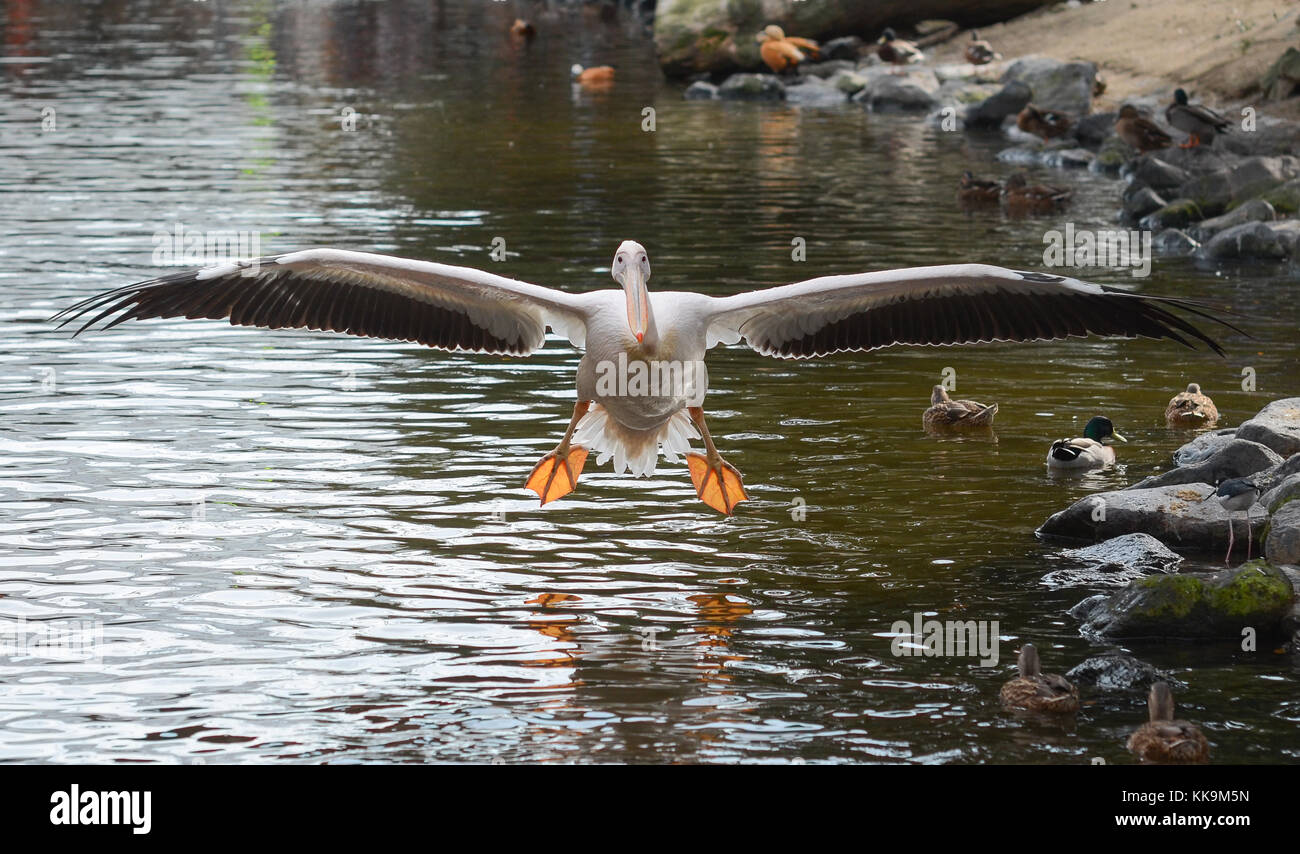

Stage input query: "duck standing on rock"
[
  {"left": 957, "top": 171, "right": 1002, "bottom": 206},
  {"left": 1205, "top": 477, "right": 1261, "bottom": 564},
  {"left": 923, "top": 385, "right": 998, "bottom": 430},
  {"left": 1164, "top": 382, "right": 1218, "bottom": 427},
  {"left": 1003, "top": 172, "right": 1071, "bottom": 214},
  {"left": 1115, "top": 104, "right": 1172, "bottom": 153},
  {"left": 964, "top": 30, "right": 1000, "bottom": 65},
  {"left": 1000, "top": 643, "right": 1079, "bottom": 714},
  {"left": 755, "top": 25, "right": 820, "bottom": 74},
  {"left": 1017, "top": 104, "right": 1071, "bottom": 141},
  {"left": 877, "top": 28, "right": 924, "bottom": 71},
  {"left": 1166, "top": 88, "right": 1231, "bottom": 149},
  {"left": 1127, "top": 682, "right": 1210, "bottom": 764},
  {"left": 1047, "top": 415, "right": 1126, "bottom": 470}
]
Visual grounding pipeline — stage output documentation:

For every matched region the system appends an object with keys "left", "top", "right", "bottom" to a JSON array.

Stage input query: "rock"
[
  {"left": 801, "top": 59, "right": 855, "bottom": 79},
  {"left": 996, "top": 143, "right": 1045, "bottom": 165},
  {"left": 1151, "top": 228, "right": 1199, "bottom": 255},
  {"left": 1042, "top": 533, "right": 1184, "bottom": 588},
  {"left": 1196, "top": 221, "right": 1286, "bottom": 261},
  {"left": 654, "top": 0, "right": 1060, "bottom": 77},
  {"left": 1072, "top": 111, "right": 1116, "bottom": 148},
  {"left": 784, "top": 76, "right": 849, "bottom": 107},
  {"left": 1123, "top": 186, "right": 1167, "bottom": 220},
  {"left": 683, "top": 80, "right": 719, "bottom": 100},
  {"left": 1270, "top": 220, "right": 1300, "bottom": 256},
  {"left": 1038, "top": 483, "right": 1249, "bottom": 554},
  {"left": 819, "top": 36, "right": 865, "bottom": 62},
  {"left": 830, "top": 69, "right": 868, "bottom": 96},
  {"left": 1261, "top": 473, "right": 1300, "bottom": 515},
  {"left": 1069, "top": 562, "right": 1294, "bottom": 640},
  {"left": 718, "top": 73, "right": 785, "bottom": 101},
  {"left": 1001, "top": 55, "right": 1096, "bottom": 116},
  {"left": 1139, "top": 198, "right": 1204, "bottom": 231},
  {"left": 1172, "top": 428, "right": 1237, "bottom": 466},
  {"left": 1090, "top": 137, "right": 1130, "bottom": 174},
  {"left": 1129, "top": 439, "right": 1283, "bottom": 490},
  {"left": 1190, "top": 199, "right": 1277, "bottom": 241},
  {"left": 1262, "top": 46, "right": 1300, "bottom": 101},
  {"left": 1177, "top": 170, "right": 1233, "bottom": 218},
  {"left": 962, "top": 79, "right": 1032, "bottom": 128},
  {"left": 853, "top": 70, "right": 939, "bottom": 112},
  {"left": 1227, "top": 156, "right": 1300, "bottom": 202},
  {"left": 1066, "top": 651, "right": 1179, "bottom": 692},
  {"left": 1042, "top": 147, "right": 1094, "bottom": 169},
  {"left": 1262, "top": 178, "right": 1300, "bottom": 215},
  {"left": 1237, "top": 398, "right": 1300, "bottom": 457},
  {"left": 1126, "top": 157, "right": 1191, "bottom": 191},
  {"left": 1267, "top": 501, "right": 1300, "bottom": 568},
  {"left": 1251, "top": 453, "right": 1300, "bottom": 498}
]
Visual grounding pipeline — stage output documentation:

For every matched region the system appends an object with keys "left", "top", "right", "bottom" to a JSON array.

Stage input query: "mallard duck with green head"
[
  {"left": 1046, "top": 415, "right": 1126, "bottom": 470},
  {"left": 877, "top": 28, "right": 923, "bottom": 71},
  {"left": 1127, "top": 681, "right": 1209, "bottom": 764},
  {"left": 1000, "top": 643, "right": 1079, "bottom": 714},
  {"left": 1165, "top": 88, "right": 1231, "bottom": 149}
]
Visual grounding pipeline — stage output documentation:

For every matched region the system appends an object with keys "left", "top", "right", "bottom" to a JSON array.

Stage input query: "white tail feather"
[{"left": 572, "top": 404, "right": 699, "bottom": 476}]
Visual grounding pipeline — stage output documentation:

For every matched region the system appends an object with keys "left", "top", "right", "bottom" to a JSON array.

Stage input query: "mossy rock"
[
  {"left": 1261, "top": 178, "right": 1300, "bottom": 215},
  {"left": 1070, "top": 561, "right": 1294, "bottom": 640}
]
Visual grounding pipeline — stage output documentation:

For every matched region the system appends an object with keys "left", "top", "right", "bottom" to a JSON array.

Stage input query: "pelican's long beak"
[{"left": 623, "top": 265, "right": 649, "bottom": 343}]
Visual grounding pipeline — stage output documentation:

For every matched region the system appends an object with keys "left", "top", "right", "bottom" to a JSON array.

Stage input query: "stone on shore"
[
  {"left": 962, "top": 79, "right": 1032, "bottom": 128},
  {"left": 1172, "top": 428, "right": 1237, "bottom": 467},
  {"left": 1042, "top": 533, "right": 1183, "bottom": 588},
  {"left": 853, "top": 71, "right": 940, "bottom": 112},
  {"left": 784, "top": 76, "right": 849, "bottom": 107},
  {"left": 684, "top": 80, "right": 719, "bottom": 100},
  {"left": 1037, "top": 483, "right": 1252, "bottom": 555},
  {"left": 1190, "top": 199, "right": 1277, "bottom": 242},
  {"left": 1001, "top": 56, "right": 1096, "bottom": 116},
  {"left": 1195, "top": 221, "right": 1286, "bottom": 261}
]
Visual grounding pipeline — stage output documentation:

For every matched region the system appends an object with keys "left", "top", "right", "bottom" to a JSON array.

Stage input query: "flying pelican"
[{"left": 54, "top": 242, "right": 1235, "bottom": 515}]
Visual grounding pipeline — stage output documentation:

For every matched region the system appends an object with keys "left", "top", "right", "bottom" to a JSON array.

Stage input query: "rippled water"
[{"left": 2, "top": 0, "right": 1298, "bottom": 764}]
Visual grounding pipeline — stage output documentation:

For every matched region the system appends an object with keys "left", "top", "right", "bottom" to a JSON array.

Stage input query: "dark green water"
[{"left": 1, "top": 0, "right": 1297, "bottom": 763}]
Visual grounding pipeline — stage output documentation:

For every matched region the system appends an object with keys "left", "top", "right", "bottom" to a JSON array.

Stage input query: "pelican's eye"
[{"left": 617, "top": 255, "right": 625, "bottom": 264}]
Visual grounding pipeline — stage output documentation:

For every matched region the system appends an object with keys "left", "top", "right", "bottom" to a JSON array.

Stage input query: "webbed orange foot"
[
  {"left": 525, "top": 446, "right": 589, "bottom": 505},
  {"left": 686, "top": 452, "right": 749, "bottom": 516}
]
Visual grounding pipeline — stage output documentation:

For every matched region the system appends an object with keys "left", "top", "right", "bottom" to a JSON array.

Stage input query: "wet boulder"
[
  {"left": 718, "top": 73, "right": 785, "bottom": 101},
  {"left": 1125, "top": 157, "right": 1190, "bottom": 192},
  {"left": 1123, "top": 185, "right": 1167, "bottom": 220},
  {"left": 1129, "top": 439, "right": 1283, "bottom": 490},
  {"left": 1151, "top": 228, "right": 1199, "bottom": 255},
  {"left": 785, "top": 76, "right": 849, "bottom": 107},
  {"left": 1139, "top": 198, "right": 1204, "bottom": 231},
  {"left": 1041, "top": 147, "right": 1094, "bottom": 169},
  {"left": 1265, "top": 496, "right": 1300, "bottom": 566},
  {"left": 1001, "top": 56, "right": 1096, "bottom": 116},
  {"left": 1038, "top": 483, "right": 1250, "bottom": 554},
  {"left": 684, "top": 81, "right": 719, "bottom": 100},
  {"left": 1066, "top": 651, "right": 1179, "bottom": 692},
  {"left": 1069, "top": 562, "right": 1295, "bottom": 640},
  {"left": 1172, "top": 428, "right": 1237, "bottom": 466},
  {"left": 801, "top": 59, "right": 855, "bottom": 79},
  {"left": 1042, "top": 533, "right": 1183, "bottom": 588},
  {"left": 1237, "top": 398, "right": 1300, "bottom": 457},
  {"left": 819, "top": 37, "right": 865, "bottom": 62},
  {"left": 1261, "top": 178, "right": 1300, "bottom": 215},
  {"left": 853, "top": 70, "right": 940, "bottom": 112},
  {"left": 1196, "top": 221, "right": 1287, "bottom": 261},
  {"left": 961, "top": 79, "right": 1031, "bottom": 128},
  {"left": 1190, "top": 199, "right": 1277, "bottom": 241},
  {"left": 1071, "top": 111, "right": 1116, "bottom": 148},
  {"left": 1262, "top": 46, "right": 1300, "bottom": 101},
  {"left": 1269, "top": 220, "right": 1300, "bottom": 256}
]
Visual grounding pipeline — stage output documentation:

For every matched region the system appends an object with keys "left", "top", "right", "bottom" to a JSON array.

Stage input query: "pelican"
[{"left": 54, "top": 241, "right": 1236, "bottom": 515}]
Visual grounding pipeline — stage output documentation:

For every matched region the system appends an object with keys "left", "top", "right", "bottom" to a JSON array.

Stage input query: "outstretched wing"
[
  {"left": 701, "top": 264, "right": 1239, "bottom": 359},
  {"left": 53, "top": 248, "right": 594, "bottom": 355}
]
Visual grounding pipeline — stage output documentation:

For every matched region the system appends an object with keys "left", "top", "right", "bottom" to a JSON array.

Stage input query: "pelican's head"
[{"left": 612, "top": 240, "right": 651, "bottom": 343}]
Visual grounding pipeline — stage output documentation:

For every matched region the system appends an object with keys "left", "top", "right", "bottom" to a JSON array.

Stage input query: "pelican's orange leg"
[
  {"left": 525, "top": 400, "right": 591, "bottom": 506},
  {"left": 685, "top": 406, "right": 749, "bottom": 516}
]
